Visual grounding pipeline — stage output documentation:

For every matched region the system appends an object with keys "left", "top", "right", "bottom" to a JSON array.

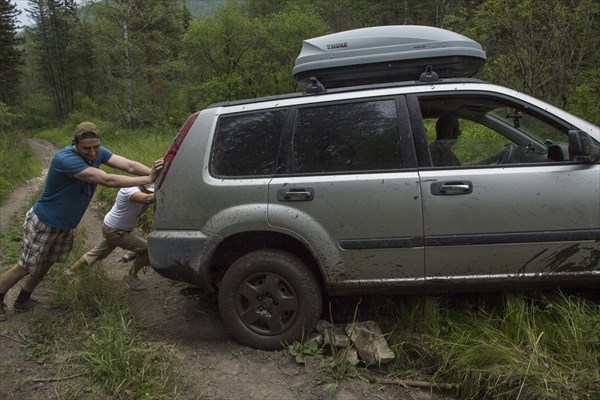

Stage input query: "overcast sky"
[
  {"left": 10, "top": 0, "right": 87, "bottom": 28},
  {"left": 11, "top": 0, "right": 33, "bottom": 27}
]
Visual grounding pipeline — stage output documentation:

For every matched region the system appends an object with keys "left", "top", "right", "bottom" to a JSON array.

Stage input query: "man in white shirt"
[{"left": 64, "top": 184, "right": 155, "bottom": 290}]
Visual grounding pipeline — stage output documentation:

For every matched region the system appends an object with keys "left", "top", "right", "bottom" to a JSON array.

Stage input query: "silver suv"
[{"left": 149, "top": 26, "right": 600, "bottom": 350}]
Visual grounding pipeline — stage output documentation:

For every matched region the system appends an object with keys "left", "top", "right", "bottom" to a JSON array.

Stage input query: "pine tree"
[
  {"left": 0, "top": 0, "right": 23, "bottom": 105},
  {"left": 28, "top": 0, "right": 80, "bottom": 119}
]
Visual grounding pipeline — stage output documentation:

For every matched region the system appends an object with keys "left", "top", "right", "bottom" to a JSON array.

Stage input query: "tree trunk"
[{"left": 124, "top": 19, "right": 132, "bottom": 130}]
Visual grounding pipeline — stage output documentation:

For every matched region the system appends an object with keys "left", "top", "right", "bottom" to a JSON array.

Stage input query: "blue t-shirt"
[{"left": 33, "top": 145, "right": 113, "bottom": 229}]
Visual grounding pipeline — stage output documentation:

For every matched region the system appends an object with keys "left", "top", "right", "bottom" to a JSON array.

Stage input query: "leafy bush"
[
  {"left": 288, "top": 340, "right": 323, "bottom": 364},
  {"left": 0, "top": 102, "right": 18, "bottom": 131},
  {"left": 16, "top": 93, "right": 58, "bottom": 129}
]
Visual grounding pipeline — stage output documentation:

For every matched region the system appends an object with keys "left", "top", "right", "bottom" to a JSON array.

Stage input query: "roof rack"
[
  {"left": 419, "top": 65, "right": 439, "bottom": 83},
  {"left": 306, "top": 77, "right": 326, "bottom": 94}
]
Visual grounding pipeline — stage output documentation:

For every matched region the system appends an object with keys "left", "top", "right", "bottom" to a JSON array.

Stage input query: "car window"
[
  {"left": 210, "top": 109, "right": 287, "bottom": 177},
  {"left": 292, "top": 99, "right": 402, "bottom": 173},
  {"left": 419, "top": 95, "right": 572, "bottom": 167}
]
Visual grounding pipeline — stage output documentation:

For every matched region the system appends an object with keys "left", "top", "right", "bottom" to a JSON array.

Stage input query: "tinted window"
[
  {"left": 293, "top": 100, "right": 401, "bottom": 173},
  {"left": 211, "top": 110, "right": 287, "bottom": 177}
]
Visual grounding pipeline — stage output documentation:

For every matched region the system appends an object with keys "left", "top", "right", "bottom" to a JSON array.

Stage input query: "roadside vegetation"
[
  {"left": 2, "top": 125, "right": 599, "bottom": 399},
  {"left": 376, "top": 292, "right": 599, "bottom": 399},
  {"left": 1, "top": 215, "right": 183, "bottom": 399},
  {"left": 0, "top": 107, "right": 40, "bottom": 203}
]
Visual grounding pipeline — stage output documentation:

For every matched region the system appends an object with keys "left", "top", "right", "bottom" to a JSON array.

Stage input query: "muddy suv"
[{"left": 148, "top": 26, "right": 600, "bottom": 350}]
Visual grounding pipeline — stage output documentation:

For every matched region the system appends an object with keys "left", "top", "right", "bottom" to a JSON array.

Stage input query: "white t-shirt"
[{"left": 103, "top": 187, "right": 147, "bottom": 231}]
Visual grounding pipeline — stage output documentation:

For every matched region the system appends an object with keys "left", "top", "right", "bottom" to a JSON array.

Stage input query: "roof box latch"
[
  {"left": 419, "top": 65, "right": 440, "bottom": 83},
  {"left": 306, "top": 77, "right": 327, "bottom": 93}
]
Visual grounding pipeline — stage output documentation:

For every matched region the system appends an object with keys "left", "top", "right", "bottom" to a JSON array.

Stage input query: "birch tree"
[{"left": 92, "top": 0, "right": 187, "bottom": 129}]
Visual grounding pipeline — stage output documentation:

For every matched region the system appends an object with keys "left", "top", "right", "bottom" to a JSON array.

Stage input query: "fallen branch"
[
  {"left": 0, "top": 333, "right": 27, "bottom": 345},
  {"left": 369, "top": 377, "right": 454, "bottom": 390},
  {"left": 27, "top": 372, "right": 87, "bottom": 383}
]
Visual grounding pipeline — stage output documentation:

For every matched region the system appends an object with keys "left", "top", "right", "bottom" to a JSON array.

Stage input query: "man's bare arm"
[
  {"left": 73, "top": 167, "right": 153, "bottom": 188},
  {"left": 105, "top": 154, "right": 152, "bottom": 175},
  {"left": 130, "top": 192, "right": 154, "bottom": 205}
]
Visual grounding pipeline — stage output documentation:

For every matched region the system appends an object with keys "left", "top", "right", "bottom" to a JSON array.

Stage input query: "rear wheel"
[{"left": 218, "top": 249, "right": 322, "bottom": 350}]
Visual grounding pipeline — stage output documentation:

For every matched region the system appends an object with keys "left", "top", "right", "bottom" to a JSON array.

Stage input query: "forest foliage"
[{"left": 0, "top": 0, "right": 599, "bottom": 131}]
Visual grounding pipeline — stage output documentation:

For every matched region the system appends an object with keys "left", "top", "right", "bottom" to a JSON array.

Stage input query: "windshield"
[{"left": 487, "top": 106, "right": 567, "bottom": 146}]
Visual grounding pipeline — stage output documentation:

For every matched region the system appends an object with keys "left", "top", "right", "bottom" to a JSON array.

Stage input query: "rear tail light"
[{"left": 156, "top": 112, "right": 200, "bottom": 190}]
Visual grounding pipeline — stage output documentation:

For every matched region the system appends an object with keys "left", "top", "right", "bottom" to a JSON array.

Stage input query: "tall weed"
[
  {"left": 51, "top": 228, "right": 182, "bottom": 398},
  {"left": 79, "top": 312, "right": 180, "bottom": 399},
  {"left": 409, "top": 292, "right": 600, "bottom": 399}
]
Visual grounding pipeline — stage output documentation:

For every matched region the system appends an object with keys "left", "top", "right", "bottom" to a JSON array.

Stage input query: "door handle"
[
  {"left": 277, "top": 188, "right": 315, "bottom": 201},
  {"left": 431, "top": 181, "right": 473, "bottom": 195}
]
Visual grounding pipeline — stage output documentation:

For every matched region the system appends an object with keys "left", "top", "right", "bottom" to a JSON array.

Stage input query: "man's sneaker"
[
  {"left": 13, "top": 298, "right": 39, "bottom": 313},
  {"left": 0, "top": 303, "right": 7, "bottom": 322},
  {"left": 123, "top": 275, "right": 146, "bottom": 291},
  {"left": 63, "top": 269, "right": 75, "bottom": 280}
]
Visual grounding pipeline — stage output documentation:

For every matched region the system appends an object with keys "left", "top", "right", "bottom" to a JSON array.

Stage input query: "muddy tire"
[{"left": 218, "top": 249, "right": 322, "bottom": 350}]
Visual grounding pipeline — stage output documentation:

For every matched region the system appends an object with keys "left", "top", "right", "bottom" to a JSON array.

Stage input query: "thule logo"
[{"left": 327, "top": 42, "right": 348, "bottom": 49}]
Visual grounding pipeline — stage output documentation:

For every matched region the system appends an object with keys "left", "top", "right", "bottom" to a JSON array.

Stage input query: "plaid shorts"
[{"left": 19, "top": 208, "right": 74, "bottom": 274}]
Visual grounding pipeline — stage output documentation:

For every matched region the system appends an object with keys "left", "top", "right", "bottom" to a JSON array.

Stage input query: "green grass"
[
  {"left": 79, "top": 311, "right": 181, "bottom": 399},
  {"left": 346, "top": 292, "right": 600, "bottom": 399},
  {"left": 0, "top": 130, "right": 42, "bottom": 204},
  {"left": 437, "top": 293, "right": 600, "bottom": 399},
  {"left": 0, "top": 215, "right": 27, "bottom": 268},
  {"left": 1, "top": 212, "right": 183, "bottom": 399}
]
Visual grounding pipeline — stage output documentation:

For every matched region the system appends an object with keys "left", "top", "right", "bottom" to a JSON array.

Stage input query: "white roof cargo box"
[{"left": 293, "top": 25, "right": 486, "bottom": 88}]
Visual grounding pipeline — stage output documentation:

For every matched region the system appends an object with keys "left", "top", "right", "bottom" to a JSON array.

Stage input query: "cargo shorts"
[{"left": 19, "top": 208, "right": 74, "bottom": 274}]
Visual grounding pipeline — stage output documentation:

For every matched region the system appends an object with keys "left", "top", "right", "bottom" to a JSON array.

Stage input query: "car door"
[
  {"left": 268, "top": 95, "right": 425, "bottom": 293},
  {"left": 409, "top": 91, "right": 600, "bottom": 288}
]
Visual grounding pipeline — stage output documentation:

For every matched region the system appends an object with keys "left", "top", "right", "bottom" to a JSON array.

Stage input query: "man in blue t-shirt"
[{"left": 0, "top": 121, "right": 164, "bottom": 321}]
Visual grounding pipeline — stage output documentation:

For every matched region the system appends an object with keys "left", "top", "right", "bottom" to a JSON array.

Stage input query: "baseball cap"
[
  {"left": 73, "top": 121, "right": 101, "bottom": 141},
  {"left": 143, "top": 183, "right": 155, "bottom": 193}
]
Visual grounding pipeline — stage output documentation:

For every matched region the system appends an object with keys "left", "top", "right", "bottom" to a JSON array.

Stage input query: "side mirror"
[{"left": 568, "top": 130, "right": 600, "bottom": 163}]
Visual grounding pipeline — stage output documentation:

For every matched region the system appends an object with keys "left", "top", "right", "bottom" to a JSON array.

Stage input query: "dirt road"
[{"left": 0, "top": 138, "right": 448, "bottom": 400}]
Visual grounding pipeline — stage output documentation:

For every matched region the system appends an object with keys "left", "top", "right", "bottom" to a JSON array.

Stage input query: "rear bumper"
[{"left": 148, "top": 230, "right": 220, "bottom": 292}]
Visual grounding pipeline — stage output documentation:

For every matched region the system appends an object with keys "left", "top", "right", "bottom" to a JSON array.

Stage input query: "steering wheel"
[
  {"left": 499, "top": 144, "right": 520, "bottom": 164},
  {"left": 499, "top": 143, "right": 547, "bottom": 164}
]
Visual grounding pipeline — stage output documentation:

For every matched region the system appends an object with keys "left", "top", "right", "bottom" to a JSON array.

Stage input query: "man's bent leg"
[
  {"left": 115, "top": 232, "right": 148, "bottom": 276},
  {"left": 12, "top": 261, "right": 53, "bottom": 312},
  {"left": 22, "top": 260, "right": 54, "bottom": 293},
  {"left": 65, "top": 236, "right": 116, "bottom": 278},
  {"left": 118, "top": 232, "right": 148, "bottom": 291},
  {"left": 1, "top": 264, "right": 29, "bottom": 319},
  {"left": 0, "top": 264, "right": 29, "bottom": 295},
  {"left": 82, "top": 237, "right": 117, "bottom": 266}
]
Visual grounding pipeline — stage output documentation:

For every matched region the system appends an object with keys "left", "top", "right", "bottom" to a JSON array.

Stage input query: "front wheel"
[{"left": 218, "top": 249, "right": 322, "bottom": 350}]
